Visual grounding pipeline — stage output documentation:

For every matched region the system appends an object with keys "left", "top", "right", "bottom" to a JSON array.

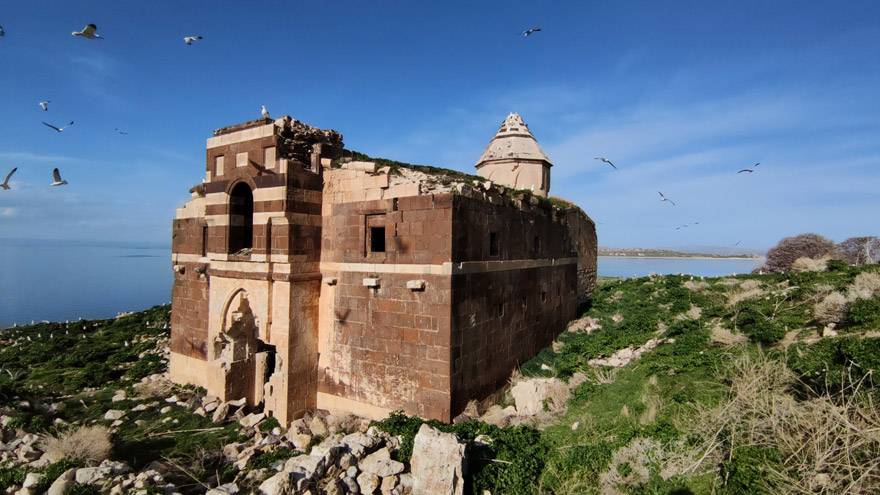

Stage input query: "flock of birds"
[
  {"left": 592, "top": 155, "right": 762, "bottom": 236},
  {"left": 0, "top": 23, "right": 205, "bottom": 192},
  {"left": 1, "top": 21, "right": 760, "bottom": 245}
]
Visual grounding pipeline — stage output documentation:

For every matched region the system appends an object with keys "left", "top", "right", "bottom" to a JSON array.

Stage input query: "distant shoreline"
[{"left": 599, "top": 255, "right": 760, "bottom": 261}]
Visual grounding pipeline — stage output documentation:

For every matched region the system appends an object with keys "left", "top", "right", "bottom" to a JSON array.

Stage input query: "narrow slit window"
[
  {"left": 201, "top": 225, "right": 208, "bottom": 257},
  {"left": 533, "top": 235, "right": 541, "bottom": 256},
  {"left": 370, "top": 227, "right": 386, "bottom": 253},
  {"left": 489, "top": 231, "right": 499, "bottom": 256}
]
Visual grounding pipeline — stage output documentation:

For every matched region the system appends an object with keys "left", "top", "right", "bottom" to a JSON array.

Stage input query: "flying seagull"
[
  {"left": 1, "top": 167, "right": 16, "bottom": 190},
  {"left": 594, "top": 157, "right": 617, "bottom": 170},
  {"left": 733, "top": 240, "right": 742, "bottom": 247},
  {"left": 183, "top": 35, "right": 203, "bottom": 45},
  {"left": 42, "top": 121, "right": 74, "bottom": 133},
  {"left": 522, "top": 27, "right": 541, "bottom": 37},
  {"left": 658, "top": 191, "right": 676, "bottom": 206},
  {"left": 261, "top": 105, "right": 270, "bottom": 120},
  {"left": 51, "top": 168, "right": 68, "bottom": 187},
  {"left": 737, "top": 162, "right": 760, "bottom": 174},
  {"left": 39, "top": 100, "right": 50, "bottom": 111},
  {"left": 114, "top": 128, "right": 128, "bottom": 135},
  {"left": 72, "top": 24, "right": 102, "bottom": 39},
  {"left": 0, "top": 25, "right": 5, "bottom": 37}
]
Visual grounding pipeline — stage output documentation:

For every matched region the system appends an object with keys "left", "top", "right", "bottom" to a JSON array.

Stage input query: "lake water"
[
  {"left": 597, "top": 256, "right": 761, "bottom": 278},
  {"left": 0, "top": 242, "right": 171, "bottom": 328},
  {"left": 0, "top": 244, "right": 761, "bottom": 328}
]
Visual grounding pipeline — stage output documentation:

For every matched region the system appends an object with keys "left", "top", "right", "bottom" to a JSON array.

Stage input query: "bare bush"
[
  {"left": 814, "top": 291, "right": 848, "bottom": 325},
  {"left": 762, "top": 233, "right": 838, "bottom": 273},
  {"left": 689, "top": 352, "right": 880, "bottom": 494},
  {"left": 837, "top": 236, "right": 880, "bottom": 266},
  {"left": 791, "top": 256, "right": 829, "bottom": 272},
  {"left": 846, "top": 271, "right": 880, "bottom": 302},
  {"left": 43, "top": 425, "right": 112, "bottom": 465}
]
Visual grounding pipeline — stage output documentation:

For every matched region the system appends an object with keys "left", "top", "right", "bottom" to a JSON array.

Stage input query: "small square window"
[
  {"left": 263, "top": 147, "right": 276, "bottom": 169},
  {"left": 370, "top": 227, "right": 386, "bottom": 253},
  {"left": 236, "top": 152, "right": 248, "bottom": 168},
  {"left": 489, "top": 231, "right": 499, "bottom": 256},
  {"left": 214, "top": 155, "right": 224, "bottom": 176}
]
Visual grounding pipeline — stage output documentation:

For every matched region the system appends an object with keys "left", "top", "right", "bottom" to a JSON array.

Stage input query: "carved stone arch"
[{"left": 214, "top": 288, "right": 259, "bottom": 365}]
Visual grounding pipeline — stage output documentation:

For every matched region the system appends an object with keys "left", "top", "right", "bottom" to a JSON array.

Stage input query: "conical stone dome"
[{"left": 475, "top": 113, "right": 552, "bottom": 196}]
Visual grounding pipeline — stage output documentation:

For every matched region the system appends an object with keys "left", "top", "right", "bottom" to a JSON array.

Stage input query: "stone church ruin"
[{"left": 169, "top": 112, "right": 597, "bottom": 425}]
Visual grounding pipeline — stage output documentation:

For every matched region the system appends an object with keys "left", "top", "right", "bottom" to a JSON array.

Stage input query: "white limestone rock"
[
  {"left": 357, "top": 471, "right": 380, "bottom": 494},
  {"left": 258, "top": 470, "right": 291, "bottom": 495},
  {"left": 359, "top": 447, "right": 404, "bottom": 477},
  {"left": 410, "top": 424, "right": 466, "bottom": 495},
  {"left": 46, "top": 468, "right": 76, "bottom": 495},
  {"left": 510, "top": 378, "right": 570, "bottom": 416},
  {"left": 206, "top": 482, "right": 240, "bottom": 494},
  {"left": 239, "top": 412, "right": 265, "bottom": 429},
  {"left": 103, "top": 410, "right": 126, "bottom": 421}
]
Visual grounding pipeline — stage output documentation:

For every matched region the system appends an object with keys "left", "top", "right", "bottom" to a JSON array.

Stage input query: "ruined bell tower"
[{"left": 474, "top": 113, "right": 552, "bottom": 197}]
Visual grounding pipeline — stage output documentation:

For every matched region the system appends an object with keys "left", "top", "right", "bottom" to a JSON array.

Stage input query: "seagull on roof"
[
  {"left": 261, "top": 105, "right": 270, "bottom": 119},
  {"left": 183, "top": 35, "right": 203, "bottom": 45},
  {"left": 1, "top": 167, "right": 16, "bottom": 190},
  {"left": 72, "top": 24, "right": 102, "bottom": 39},
  {"left": 594, "top": 157, "right": 617, "bottom": 170},
  {"left": 42, "top": 121, "right": 74, "bottom": 133},
  {"left": 658, "top": 191, "right": 676, "bottom": 206},
  {"left": 39, "top": 100, "right": 50, "bottom": 111},
  {"left": 51, "top": 168, "right": 68, "bottom": 187},
  {"left": 522, "top": 27, "right": 541, "bottom": 37},
  {"left": 737, "top": 162, "right": 760, "bottom": 173}
]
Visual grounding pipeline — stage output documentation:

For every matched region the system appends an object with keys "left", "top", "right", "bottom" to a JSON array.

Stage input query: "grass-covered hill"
[{"left": 1, "top": 263, "right": 879, "bottom": 494}]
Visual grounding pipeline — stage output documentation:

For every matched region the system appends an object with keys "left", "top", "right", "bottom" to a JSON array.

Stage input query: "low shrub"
[
  {"left": 43, "top": 425, "right": 112, "bottom": 466},
  {"left": 847, "top": 297, "right": 880, "bottom": 329},
  {"left": 787, "top": 337, "right": 880, "bottom": 392},
  {"left": 0, "top": 465, "right": 27, "bottom": 491},
  {"left": 735, "top": 303, "right": 785, "bottom": 344},
  {"left": 721, "top": 445, "right": 782, "bottom": 494},
  {"left": 814, "top": 292, "right": 848, "bottom": 325},
  {"left": 248, "top": 447, "right": 297, "bottom": 470}
]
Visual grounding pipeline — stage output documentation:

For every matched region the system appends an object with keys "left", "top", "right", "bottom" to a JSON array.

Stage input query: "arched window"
[{"left": 229, "top": 182, "right": 254, "bottom": 254}]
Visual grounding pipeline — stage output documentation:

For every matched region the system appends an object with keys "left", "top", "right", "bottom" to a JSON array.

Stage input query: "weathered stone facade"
[{"left": 170, "top": 113, "right": 597, "bottom": 424}]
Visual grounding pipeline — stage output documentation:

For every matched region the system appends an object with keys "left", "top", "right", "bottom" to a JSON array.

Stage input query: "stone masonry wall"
[
  {"left": 319, "top": 169, "right": 455, "bottom": 420},
  {"left": 449, "top": 195, "right": 580, "bottom": 415}
]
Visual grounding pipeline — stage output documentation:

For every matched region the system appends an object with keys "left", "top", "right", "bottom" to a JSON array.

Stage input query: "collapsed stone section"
[{"left": 169, "top": 113, "right": 597, "bottom": 424}]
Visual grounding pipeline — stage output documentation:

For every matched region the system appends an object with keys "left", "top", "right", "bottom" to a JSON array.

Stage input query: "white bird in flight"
[
  {"left": 737, "top": 162, "right": 760, "bottom": 174},
  {"left": 51, "top": 168, "right": 68, "bottom": 187},
  {"left": 594, "top": 157, "right": 617, "bottom": 170},
  {"left": 522, "top": 27, "right": 541, "bottom": 37},
  {"left": 1, "top": 167, "right": 16, "bottom": 190},
  {"left": 39, "top": 100, "right": 50, "bottom": 111},
  {"left": 72, "top": 24, "right": 102, "bottom": 39},
  {"left": 183, "top": 35, "right": 203, "bottom": 45},
  {"left": 42, "top": 121, "right": 74, "bottom": 133},
  {"left": 658, "top": 191, "right": 676, "bottom": 206},
  {"left": 261, "top": 105, "right": 270, "bottom": 120}
]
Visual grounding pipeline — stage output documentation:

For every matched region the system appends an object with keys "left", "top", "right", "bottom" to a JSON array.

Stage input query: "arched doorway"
[{"left": 229, "top": 182, "right": 253, "bottom": 254}]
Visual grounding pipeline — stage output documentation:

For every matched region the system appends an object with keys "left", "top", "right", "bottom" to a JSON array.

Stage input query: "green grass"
[{"left": 3, "top": 265, "right": 879, "bottom": 495}]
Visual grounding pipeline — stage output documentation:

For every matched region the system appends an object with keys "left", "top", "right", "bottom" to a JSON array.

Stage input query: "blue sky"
[{"left": 0, "top": 1, "right": 878, "bottom": 251}]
